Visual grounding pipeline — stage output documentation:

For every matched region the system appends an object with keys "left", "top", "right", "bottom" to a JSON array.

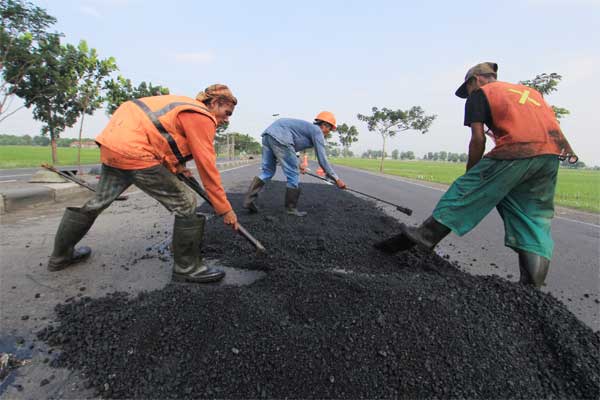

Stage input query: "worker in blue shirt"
[{"left": 243, "top": 112, "right": 346, "bottom": 216}]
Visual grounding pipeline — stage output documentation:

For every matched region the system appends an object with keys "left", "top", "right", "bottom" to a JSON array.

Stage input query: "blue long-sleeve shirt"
[{"left": 262, "top": 118, "right": 339, "bottom": 179}]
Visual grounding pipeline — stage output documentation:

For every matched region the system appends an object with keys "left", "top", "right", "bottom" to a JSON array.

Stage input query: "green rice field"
[
  {"left": 331, "top": 158, "right": 600, "bottom": 214},
  {"left": 0, "top": 145, "right": 100, "bottom": 168}
]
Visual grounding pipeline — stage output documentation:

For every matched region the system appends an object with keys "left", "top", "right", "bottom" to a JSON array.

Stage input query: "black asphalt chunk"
[{"left": 38, "top": 182, "right": 599, "bottom": 399}]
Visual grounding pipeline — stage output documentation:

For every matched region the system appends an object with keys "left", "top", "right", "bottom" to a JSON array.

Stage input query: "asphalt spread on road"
[{"left": 38, "top": 182, "right": 600, "bottom": 399}]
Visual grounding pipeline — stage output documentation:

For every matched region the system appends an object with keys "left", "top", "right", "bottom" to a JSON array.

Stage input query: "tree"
[
  {"left": 519, "top": 73, "right": 570, "bottom": 120},
  {"left": 358, "top": 106, "right": 436, "bottom": 172},
  {"left": 14, "top": 35, "right": 84, "bottom": 163},
  {"left": 0, "top": 0, "right": 59, "bottom": 122},
  {"left": 325, "top": 136, "right": 340, "bottom": 157},
  {"left": 391, "top": 149, "right": 399, "bottom": 160},
  {"left": 439, "top": 151, "right": 447, "bottom": 161},
  {"left": 104, "top": 75, "right": 169, "bottom": 115},
  {"left": 214, "top": 132, "right": 260, "bottom": 155},
  {"left": 70, "top": 40, "right": 116, "bottom": 172},
  {"left": 336, "top": 123, "right": 359, "bottom": 157},
  {"left": 459, "top": 153, "right": 468, "bottom": 162},
  {"left": 32, "top": 134, "right": 49, "bottom": 145}
]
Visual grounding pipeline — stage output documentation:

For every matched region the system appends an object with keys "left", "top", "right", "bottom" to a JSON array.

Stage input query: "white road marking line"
[
  {"left": 554, "top": 216, "right": 600, "bottom": 228},
  {"left": 0, "top": 174, "right": 31, "bottom": 178},
  {"left": 126, "top": 163, "right": 256, "bottom": 197},
  {"left": 219, "top": 164, "right": 256, "bottom": 173},
  {"left": 0, "top": 179, "right": 17, "bottom": 183}
]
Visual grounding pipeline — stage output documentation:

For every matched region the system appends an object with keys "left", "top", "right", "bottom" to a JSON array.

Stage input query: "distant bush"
[{"left": 0, "top": 134, "right": 33, "bottom": 145}]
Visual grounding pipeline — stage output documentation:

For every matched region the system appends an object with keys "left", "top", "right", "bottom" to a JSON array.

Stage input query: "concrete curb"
[{"left": 0, "top": 160, "right": 258, "bottom": 215}]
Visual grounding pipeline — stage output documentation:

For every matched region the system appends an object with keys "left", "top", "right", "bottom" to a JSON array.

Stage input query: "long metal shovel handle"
[
  {"left": 41, "top": 164, "right": 128, "bottom": 201},
  {"left": 177, "top": 174, "right": 266, "bottom": 253},
  {"left": 303, "top": 170, "right": 413, "bottom": 216}
]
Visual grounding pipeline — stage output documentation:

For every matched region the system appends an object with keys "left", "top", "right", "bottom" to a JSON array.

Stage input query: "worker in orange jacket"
[{"left": 47, "top": 84, "right": 238, "bottom": 284}]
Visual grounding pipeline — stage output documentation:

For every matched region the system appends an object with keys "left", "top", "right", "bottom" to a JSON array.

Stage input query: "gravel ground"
[{"left": 38, "top": 182, "right": 600, "bottom": 399}]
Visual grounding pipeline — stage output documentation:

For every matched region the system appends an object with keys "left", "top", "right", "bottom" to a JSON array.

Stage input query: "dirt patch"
[{"left": 38, "top": 182, "right": 599, "bottom": 399}]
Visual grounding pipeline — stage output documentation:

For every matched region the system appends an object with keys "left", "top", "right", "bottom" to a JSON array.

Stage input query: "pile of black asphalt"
[{"left": 38, "top": 181, "right": 599, "bottom": 399}]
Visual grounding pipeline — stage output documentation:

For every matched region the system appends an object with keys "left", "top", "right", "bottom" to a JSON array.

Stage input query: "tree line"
[{"left": 0, "top": 133, "right": 97, "bottom": 147}]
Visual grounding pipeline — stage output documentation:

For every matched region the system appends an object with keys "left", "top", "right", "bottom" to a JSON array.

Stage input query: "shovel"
[
  {"left": 177, "top": 173, "right": 266, "bottom": 254},
  {"left": 303, "top": 169, "right": 413, "bottom": 216},
  {"left": 41, "top": 164, "right": 128, "bottom": 201}
]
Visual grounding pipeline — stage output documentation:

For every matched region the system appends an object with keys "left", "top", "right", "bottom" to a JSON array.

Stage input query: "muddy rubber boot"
[
  {"left": 285, "top": 187, "right": 307, "bottom": 217},
  {"left": 518, "top": 251, "right": 550, "bottom": 288},
  {"left": 47, "top": 207, "right": 94, "bottom": 271},
  {"left": 172, "top": 214, "right": 225, "bottom": 283},
  {"left": 243, "top": 176, "right": 265, "bottom": 213},
  {"left": 374, "top": 216, "right": 450, "bottom": 254}
]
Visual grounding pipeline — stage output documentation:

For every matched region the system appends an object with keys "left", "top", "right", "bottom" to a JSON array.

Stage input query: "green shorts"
[{"left": 432, "top": 155, "right": 559, "bottom": 259}]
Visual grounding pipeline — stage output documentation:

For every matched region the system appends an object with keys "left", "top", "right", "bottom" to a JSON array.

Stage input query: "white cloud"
[
  {"left": 174, "top": 51, "right": 215, "bottom": 65},
  {"left": 79, "top": 0, "right": 136, "bottom": 17},
  {"left": 80, "top": 6, "right": 101, "bottom": 18}
]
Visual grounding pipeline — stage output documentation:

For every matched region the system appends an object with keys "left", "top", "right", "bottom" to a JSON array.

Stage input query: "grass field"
[
  {"left": 0, "top": 145, "right": 100, "bottom": 168},
  {"left": 331, "top": 158, "right": 600, "bottom": 213}
]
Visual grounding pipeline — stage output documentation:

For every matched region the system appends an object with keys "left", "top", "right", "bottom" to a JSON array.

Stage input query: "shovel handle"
[
  {"left": 237, "top": 224, "right": 266, "bottom": 253},
  {"left": 178, "top": 174, "right": 266, "bottom": 253},
  {"left": 304, "top": 170, "right": 413, "bottom": 216},
  {"left": 395, "top": 205, "right": 413, "bottom": 216}
]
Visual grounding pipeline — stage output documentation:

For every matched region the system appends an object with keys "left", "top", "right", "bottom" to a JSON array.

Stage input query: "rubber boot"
[
  {"left": 171, "top": 214, "right": 225, "bottom": 283},
  {"left": 374, "top": 216, "right": 450, "bottom": 253},
  {"left": 47, "top": 207, "right": 94, "bottom": 271},
  {"left": 285, "top": 187, "right": 307, "bottom": 217},
  {"left": 518, "top": 251, "right": 550, "bottom": 288},
  {"left": 243, "top": 176, "right": 265, "bottom": 213}
]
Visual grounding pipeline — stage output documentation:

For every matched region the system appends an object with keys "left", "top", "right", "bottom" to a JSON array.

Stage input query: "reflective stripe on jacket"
[{"left": 96, "top": 95, "right": 217, "bottom": 172}]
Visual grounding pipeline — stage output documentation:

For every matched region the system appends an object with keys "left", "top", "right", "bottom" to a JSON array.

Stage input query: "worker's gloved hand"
[
  {"left": 336, "top": 178, "right": 346, "bottom": 189},
  {"left": 299, "top": 166, "right": 306, "bottom": 174},
  {"left": 223, "top": 210, "right": 238, "bottom": 230}
]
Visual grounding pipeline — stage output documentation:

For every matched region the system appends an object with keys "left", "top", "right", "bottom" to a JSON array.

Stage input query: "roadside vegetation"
[
  {"left": 330, "top": 158, "right": 600, "bottom": 213},
  {"left": 0, "top": 145, "right": 99, "bottom": 168}
]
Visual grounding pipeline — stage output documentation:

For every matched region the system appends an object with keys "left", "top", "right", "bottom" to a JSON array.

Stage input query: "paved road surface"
[
  {"left": 1, "top": 161, "right": 598, "bottom": 399},
  {"left": 2, "top": 162, "right": 598, "bottom": 332}
]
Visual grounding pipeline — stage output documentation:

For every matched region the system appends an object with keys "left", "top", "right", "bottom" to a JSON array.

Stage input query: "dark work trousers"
[{"left": 79, "top": 164, "right": 197, "bottom": 219}]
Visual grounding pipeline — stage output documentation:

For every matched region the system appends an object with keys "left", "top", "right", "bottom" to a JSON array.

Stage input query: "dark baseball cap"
[{"left": 455, "top": 62, "right": 498, "bottom": 98}]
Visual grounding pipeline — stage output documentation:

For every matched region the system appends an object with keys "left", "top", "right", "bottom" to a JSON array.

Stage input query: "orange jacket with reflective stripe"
[
  {"left": 96, "top": 95, "right": 232, "bottom": 214},
  {"left": 96, "top": 95, "right": 216, "bottom": 168},
  {"left": 481, "top": 81, "right": 574, "bottom": 159}
]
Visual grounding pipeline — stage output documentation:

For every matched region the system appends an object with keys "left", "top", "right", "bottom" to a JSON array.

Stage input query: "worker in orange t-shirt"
[
  {"left": 375, "top": 63, "right": 577, "bottom": 289},
  {"left": 47, "top": 85, "right": 238, "bottom": 284}
]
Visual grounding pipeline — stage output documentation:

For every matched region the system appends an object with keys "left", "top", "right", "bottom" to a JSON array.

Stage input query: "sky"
[{"left": 3, "top": 0, "right": 600, "bottom": 165}]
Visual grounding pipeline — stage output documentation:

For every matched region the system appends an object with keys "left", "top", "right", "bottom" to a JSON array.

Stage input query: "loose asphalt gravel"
[{"left": 37, "top": 181, "right": 599, "bottom": 399}]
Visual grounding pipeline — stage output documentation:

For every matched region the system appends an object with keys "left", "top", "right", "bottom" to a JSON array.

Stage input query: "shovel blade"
[{"left": 373, "top": 233, "right": 415, "bottom": 254}]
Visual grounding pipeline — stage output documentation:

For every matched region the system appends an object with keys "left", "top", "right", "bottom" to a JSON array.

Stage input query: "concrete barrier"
[
  {"left": 2, "top": 186, "right": 56, "bottom": 213},
  {"left": 0, "top": 160, "right": 258, "bottom": 215}
]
